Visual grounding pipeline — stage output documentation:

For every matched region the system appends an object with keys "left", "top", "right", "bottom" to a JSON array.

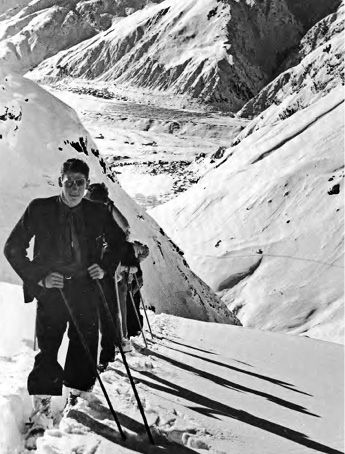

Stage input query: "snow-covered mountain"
[
  {"left": 0, "top": 71, "right": 240, "bottom": 325},
  {"left": 151, "top": 86, "right": 344, "bottom": 343},
  {"left": 187, "top": 2, "right": 344, "bottom": 176},
  {"left": 147, "top": 3, "right": 345, "bottom": 344},
  {"left": 238, "top": 2, "right": 344, "bottom": 123},
  {"left": 1, "top": 0, "right": 340, "bottom": 111},
  {"left": 0, "top": 0, "right": 163, "bottom": 74},
  {"left": 1, "top": 0, "right": 343, "bottom": 342}
]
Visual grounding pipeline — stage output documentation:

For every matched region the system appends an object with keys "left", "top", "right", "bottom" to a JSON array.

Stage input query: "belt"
[
  {"left": 63, "top": 269, "right": 89, "bottom": 280},
  {"left": 54, "top": 264, "right": 89, "bottom": 280}
]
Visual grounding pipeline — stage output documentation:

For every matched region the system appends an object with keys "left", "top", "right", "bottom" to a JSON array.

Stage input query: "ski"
[{"left": 64, "top": 408, "right": 123, "bottom": 444}]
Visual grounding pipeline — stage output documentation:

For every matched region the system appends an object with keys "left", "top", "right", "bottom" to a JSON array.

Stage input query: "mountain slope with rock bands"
[{"left": 1, "top": 0, "right": 339, "bottom": 111}]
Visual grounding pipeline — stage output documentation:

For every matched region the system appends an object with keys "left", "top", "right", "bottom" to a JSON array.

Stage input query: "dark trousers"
[
  {"left": 28, "top": 278, "right": 99, "bottom": 396},
  {"left": 98, "top": 278, "right": 143, "bottom": 364},
  {"left": 127, "top": 289, "right": 143, "bottom": 338},
  {"left": 99, "top": 276, "right": 121, "bottom": 364}
]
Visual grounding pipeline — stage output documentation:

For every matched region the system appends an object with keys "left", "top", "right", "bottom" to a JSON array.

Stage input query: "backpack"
[{"left": 106, "top": 199, "right": 130, "bottom": 237}]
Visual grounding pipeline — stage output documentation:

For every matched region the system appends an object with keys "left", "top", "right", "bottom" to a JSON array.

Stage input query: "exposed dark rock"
[
  {"left": 69, "top": 137, "right": 88, "bottom": 155},
  {"left": 328, "top": 183, "right": 340, "bottom": 195},
  {"left": 210, "top": 146, "right": 226, "bottom": 162},
  {"left": 207, "top": 7, "right": 217, "bottom": 20}
]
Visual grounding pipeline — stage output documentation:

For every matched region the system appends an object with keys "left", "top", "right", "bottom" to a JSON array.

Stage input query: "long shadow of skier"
[
  {"left": 135, "top": 371, "right": 342, "bottom": 454},
  {"left": 144, "top": 350, "right": 317, "bottom": 416},
  {"left": 164, "top": 337, "right": 252, "bottom": 367},
  {"left": 160, "top": 337, "right": 217, "bottom": 356},
  {"left": 159, "top": 342, "right": 311, "bottom": 396}
]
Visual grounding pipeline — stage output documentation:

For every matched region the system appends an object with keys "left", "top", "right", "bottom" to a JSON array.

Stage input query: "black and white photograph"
[{"left": 0, "top": 0, "right": 343, "bottom": 453}]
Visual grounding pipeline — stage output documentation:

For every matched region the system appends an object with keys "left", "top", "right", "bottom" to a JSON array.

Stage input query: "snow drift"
[{"left": 0, "top": 71, "right": 240, "bottom": 325}]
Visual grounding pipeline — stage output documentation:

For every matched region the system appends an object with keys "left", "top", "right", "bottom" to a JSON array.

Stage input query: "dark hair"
[
  {"left": 87, "top": 182, "right": 109, "bottom": 203},
  {"left": 61, "top": 158, "right": 90, "bottom": 179}
]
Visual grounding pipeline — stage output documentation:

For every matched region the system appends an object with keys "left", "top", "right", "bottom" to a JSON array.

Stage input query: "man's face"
[{"left": 60, "top": 171, "right": 89, "bottom": 207}]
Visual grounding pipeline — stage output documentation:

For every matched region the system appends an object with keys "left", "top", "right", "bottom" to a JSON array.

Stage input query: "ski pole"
[
  {"left": 114, "top": 262, "right": 125, "bottom": 339},
  {"left": 134, "top": 274, "right": 154, "bottom": 339},
  {"left": 33, "top": 312, "right": 37, "bottom": 351},
  {"left": 128, "top": 289, "right": 148, "bottom": 349},
  {"left": 58, "top": 288, "right": 126, "bottom": 441},
  {"left": 96, "top": 279, "right": 155, "bottom": 445},
  {"left": 126, "top": 267, "right": 147, "bottom": 348}
]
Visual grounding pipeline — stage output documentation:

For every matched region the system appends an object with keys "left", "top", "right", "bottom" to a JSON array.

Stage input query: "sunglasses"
[{"left": 62, "top": 178, "right": 87, "bottom": 188}]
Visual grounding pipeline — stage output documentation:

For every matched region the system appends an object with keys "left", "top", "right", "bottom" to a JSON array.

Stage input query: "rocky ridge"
[
  {"left": 0, "top": 0, "right": 163, "bottom": 74},
  {"left": 186, "top": 3, "right": 344, "bottom": 179},
  {"left": 239, "top": 2, "right": 344, "bottom": 120}
]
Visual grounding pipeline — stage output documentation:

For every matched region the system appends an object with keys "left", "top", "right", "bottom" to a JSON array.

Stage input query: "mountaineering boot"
[
  {"left": 67, "top": 390, "right": 81, "bottom": 407},
  {"left": 64, "top": 386, "right": 95, "bottom": 413},
  {"left": 122, "top": 338, "right": 133, "bottom": 353},
  {"left": 64, "top": 388, "right": 83, "bottom": 413},
  {"left": 97, "top": 361, "right": 109, "bottom": 373},
  {"left": 25, "top": 395, "right": 53, "bottom": 450},
  {"left": 115, "top": 338, "right": 133, "bottom": 355}
]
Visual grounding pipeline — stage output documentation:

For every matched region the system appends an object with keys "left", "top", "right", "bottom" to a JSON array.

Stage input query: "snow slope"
[
  {"left": 0, "top": 71, "right": 239, "bottom": 324},
  {"left": 28, "top": 0, "right": 340, "bottom": 110},
  {"left": 151, "top": 87, "right": 344, "bottom": 343},
  {"left": 0, "top": 282, "right": 343, "bottom": 454}
]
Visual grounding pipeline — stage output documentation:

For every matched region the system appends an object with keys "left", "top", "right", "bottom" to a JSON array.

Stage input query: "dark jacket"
[{"left": 4, "top": 196, "right": 136, "bottom": 303}]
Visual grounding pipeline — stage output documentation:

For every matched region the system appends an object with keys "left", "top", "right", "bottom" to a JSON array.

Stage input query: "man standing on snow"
[{"left": 3, "top": 158, "right": 132, "bottom": 444}]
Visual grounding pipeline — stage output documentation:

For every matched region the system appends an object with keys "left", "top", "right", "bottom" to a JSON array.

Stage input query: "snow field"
[{"left": 0, "top": 283, "right": 344, "bottom": 453}]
